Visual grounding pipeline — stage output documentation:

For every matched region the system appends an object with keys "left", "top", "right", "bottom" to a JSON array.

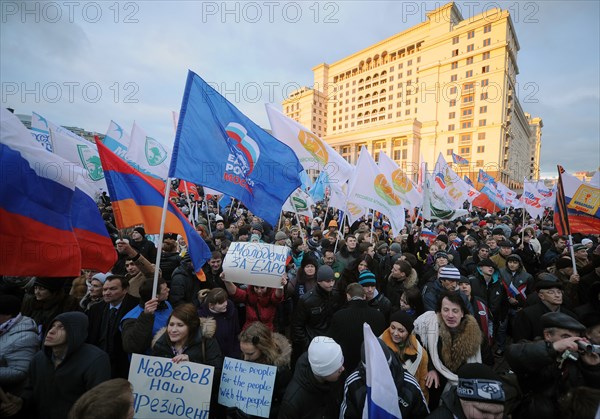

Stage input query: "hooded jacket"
[
  {"left": 0, "top": 315, "right": 39, "bottom": 395},
  {"left": 499, "top": 255, "right": 534, "bottom": 308},
  {"left": 278, "top": 352, "right": 344, "bottom": 419},
  {"left": 21, "top": 312, "right": 110, "bottom": 419}
]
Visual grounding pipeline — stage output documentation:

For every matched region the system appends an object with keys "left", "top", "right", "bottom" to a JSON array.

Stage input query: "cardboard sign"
[
  {"left": 218, "top": 357, "right": 277, "bottom": 418},
  {"left": 128, "top": 354, "right": 214, "bottom": 419},
  {"left": 222, "top": 242, "right": 288, "bottom": 288}
]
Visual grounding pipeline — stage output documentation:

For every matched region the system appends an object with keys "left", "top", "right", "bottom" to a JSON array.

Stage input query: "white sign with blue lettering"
[
  {"left": 218, "top": 357, "right": 277, "bottom": 418},
  {"left": 128, "top": 354, "right": 214, "bottom": 419},
  {"left": 223, "top": 242, "right": 288, "bottom": 288}
]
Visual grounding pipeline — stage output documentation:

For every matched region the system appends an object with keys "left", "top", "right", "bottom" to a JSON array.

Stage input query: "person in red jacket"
[{"left": 223, "top": 273, "right": 286, "bottom": 331}]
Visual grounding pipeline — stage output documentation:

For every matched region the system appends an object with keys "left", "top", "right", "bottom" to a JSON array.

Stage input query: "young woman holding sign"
[
  {"left": 152, "top": 303, "right": 223, "bottom": 366},
  {"left": 235, "top": 321, "right": 292, "bottom": 419},
  {"left": 152, "top": 303, "right": 224, "bottom": 418}
]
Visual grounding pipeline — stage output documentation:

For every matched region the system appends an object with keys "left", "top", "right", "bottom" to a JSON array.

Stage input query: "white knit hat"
[{"left": 308, "top": 336, "right": 344, "bottom": 377}]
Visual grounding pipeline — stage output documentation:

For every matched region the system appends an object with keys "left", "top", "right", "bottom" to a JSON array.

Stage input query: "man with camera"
[{"left": 506, "top": 312, "right": 600, "bottom": 419}]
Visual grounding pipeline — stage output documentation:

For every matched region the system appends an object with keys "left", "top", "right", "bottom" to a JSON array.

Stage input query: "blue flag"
[
  {"left": 169, "top": 71, "right": 304, "bottom": 225},
  {"left": 309, "top": 171, "right": 328, "bottom": 202}
]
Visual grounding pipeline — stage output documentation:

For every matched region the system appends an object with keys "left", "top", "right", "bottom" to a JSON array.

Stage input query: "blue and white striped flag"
[{"left": 362, "top": 323, "right": 402, "bottom": 419}]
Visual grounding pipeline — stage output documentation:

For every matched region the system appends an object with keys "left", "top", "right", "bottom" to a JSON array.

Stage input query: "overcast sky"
[{"left": 2, "top": 1, "right": 598, "bottom": 178}]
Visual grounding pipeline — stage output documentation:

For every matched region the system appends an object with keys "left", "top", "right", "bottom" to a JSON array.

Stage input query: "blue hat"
[{"left": 358, "top": 270, "right": 377, "bottom": 286}]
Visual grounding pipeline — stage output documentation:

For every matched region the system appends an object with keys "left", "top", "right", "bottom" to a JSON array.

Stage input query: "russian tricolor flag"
[
  {"left": 97, "top": 141, "right": 211, "bottom": 273},
  {"left": 1, "top": 108, "right": 116, "bottom": 276},
  {"left": 362, "top": 323, "right": 402, "bottom": 419}
]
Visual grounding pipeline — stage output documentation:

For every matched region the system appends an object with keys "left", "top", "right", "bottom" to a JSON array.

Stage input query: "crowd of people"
[{"left": 1, "top": 191, "right": 599, "bottom": 419}]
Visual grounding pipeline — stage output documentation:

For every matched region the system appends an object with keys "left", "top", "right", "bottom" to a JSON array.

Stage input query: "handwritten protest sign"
[
  {"left": 223, "top": 242, "right": 288, "bottom": 288},
  {"left": 128, "top": 354, "right": 214, "bottom": 419},
  {"left": 218, "top": 357, "right": 277, "bottom": 418}
]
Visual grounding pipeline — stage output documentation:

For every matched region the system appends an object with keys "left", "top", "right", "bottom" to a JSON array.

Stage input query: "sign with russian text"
[
  {"left": 223, "top": 242, "right": 288, "bottom": 288},
  {"left": 128, "top": 354, "right": 214, "bottom": 419},
  {"left": 218, "top": 357, "right": 277, "bottom": 418}
]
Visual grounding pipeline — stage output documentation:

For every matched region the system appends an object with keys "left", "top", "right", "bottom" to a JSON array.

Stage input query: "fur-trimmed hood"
[
  {"left": 151, "top": 316, "right": 216, "bottom": 349},
  {"left": 437, "top": 312, "right": 482, "bottom": 372},
  {"left": 271, "top": 332, "right": 292, "bottom": 367}
]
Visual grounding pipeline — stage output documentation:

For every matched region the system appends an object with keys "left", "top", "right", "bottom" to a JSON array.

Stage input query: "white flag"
[
  {"left": 282, "top": 188, "right": 315, "bottom": 219},
  {"left": 265, "top": 104, "right": 354, "bottom": 187},
  {"left": 347, "top": 147, "right": 405, "bottom": 233},
  {"left": 29, "top": 112, "right": 107, "bottom": 197},
  {"left": 432, "top": 153, "right": 472, "bottom": 207},
  {"left": 103, "top": 120, "right": 131, "bottom": 158},
  {"left": 126, "top": 122, "right": 172, "bottom": 180},
  {"left": 521, "top": 180, "right": 546, "bottom": 219},
  {"left": 496, "top": 182, "right": 521, "bottom": 208},
  {"left": 378, "top": 152, "right": 423, "bottom": 208},
  {"left": 361, "top": 323, "right": 402, "bottom": 419},
  {"left": 423, "top": 174, "right": 468, "bottom": 221}
]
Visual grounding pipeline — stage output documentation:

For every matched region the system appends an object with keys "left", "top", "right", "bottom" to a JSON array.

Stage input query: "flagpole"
[
  {"left": 334, "top": 204, "right": 347, "bottom": 253},
  {"left": 295, "top": 212, "right": 306, "bottom": 245},
  {"left": 205, "top": 198, "right": 212, "bottom": 236},
  {"left": 183, "top": 182, "right": 194, "bottom": 223},
  {"left": 228, "top": 198, "right": 235, "bottom": 217},
  {"left": 278, "top": 210, "right": 284, "bottom": 231},
  {"left": 152, "top": 179, "right": 172, "bottom": 299},
  {"left": 521, "top": 207, "right": 527, "bottom": 244},
  {"left": 369, "top": 209, "right": 376, "bottom": 243}
]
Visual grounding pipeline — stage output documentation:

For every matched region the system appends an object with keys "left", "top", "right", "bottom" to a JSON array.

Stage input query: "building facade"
[{"left": 282, "top": 2, "right": 542, "bottom": 188}]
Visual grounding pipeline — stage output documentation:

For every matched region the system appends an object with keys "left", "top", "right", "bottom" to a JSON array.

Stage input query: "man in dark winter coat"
[
  {"left": 506, "top": 312, "right": 600, "bottom": 419},
  {"left": 427, "top": 363, "right": 506, "bottom": 419},
  {"left": 512, "top": 277, "right": 579, "bottom": 342},
  {"left": 130, "top": 226, "right": 157, "bottom": 262},
  {"left": 339, "top": 338, "right": 429, "bottom": 418},
  {"left": 422, "top": 266, "right": 472, "bottom": 313},
  {"left": 329, "top": 281, "right": 386, "bottom": 372},
  {"left": 279, "top": 337, "right": 346, "bottom": 419},
  {"left": 169, "top": 255, "right": 203, "bottom": 307},
  {"left": 3, "top": 312, "right": 110, "bottom": 419},
  {"left": 292, "top": 266, "right": 341, "bottom": 363},
  {"left": 87, "top": 275, "right": 139, "bottom": 378},
  {"left": 468, "top": 259, "right": 508, "bottom": 355}
]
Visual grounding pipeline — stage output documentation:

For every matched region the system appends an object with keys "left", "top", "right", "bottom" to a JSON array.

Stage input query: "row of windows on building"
[{"left": 452, "top": 24, "right": 493, "bottom": 46}]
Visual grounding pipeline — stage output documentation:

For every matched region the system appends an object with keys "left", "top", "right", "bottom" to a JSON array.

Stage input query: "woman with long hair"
[
  {"left": 413, "top": 290, "right": 482, "bottom": 408},
  {"left": 380, "top": 311, "right": 430, "bottom": 402},
  {"left": 197, "top": 288, "right": 241, "bottom": 359},
  {"left": 152, "top": 303, "right": 222, "bottom": 367},
  {"left": 236, "top": 322, "right": 292, "bottom": 419},
  {"left": 337, "top": 254, "right": 375, "bottom": 297}
]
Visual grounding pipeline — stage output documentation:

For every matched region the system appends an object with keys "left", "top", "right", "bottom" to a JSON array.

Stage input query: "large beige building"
[{"left": 282, "top": 2, "right": 542, "bottom": 188}]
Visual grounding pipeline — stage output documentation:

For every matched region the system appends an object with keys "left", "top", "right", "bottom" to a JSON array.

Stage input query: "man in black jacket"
[
  {"left": 512, "top": 277, "right": 579, "bottom": 342},
  {"left": 2, "top": 312, "right": 110, "bottom": 419},
  {"left": 506, "top": 312, "right": 599, "bottom": 419},
  {"left": 279, "top": 336, "right": 346, "bottom": 419},
  {"left": 87, "top": 275, "right": 139, "bottom": 378},
  {"left": 292, "top": 265, "right": 341, "bottom": 364},
  {"left": 329, "top": 281, "right": 386, "bottom": 372},
  {"left": 468, "top": 258, "right": 508, "bottom": 355}
]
